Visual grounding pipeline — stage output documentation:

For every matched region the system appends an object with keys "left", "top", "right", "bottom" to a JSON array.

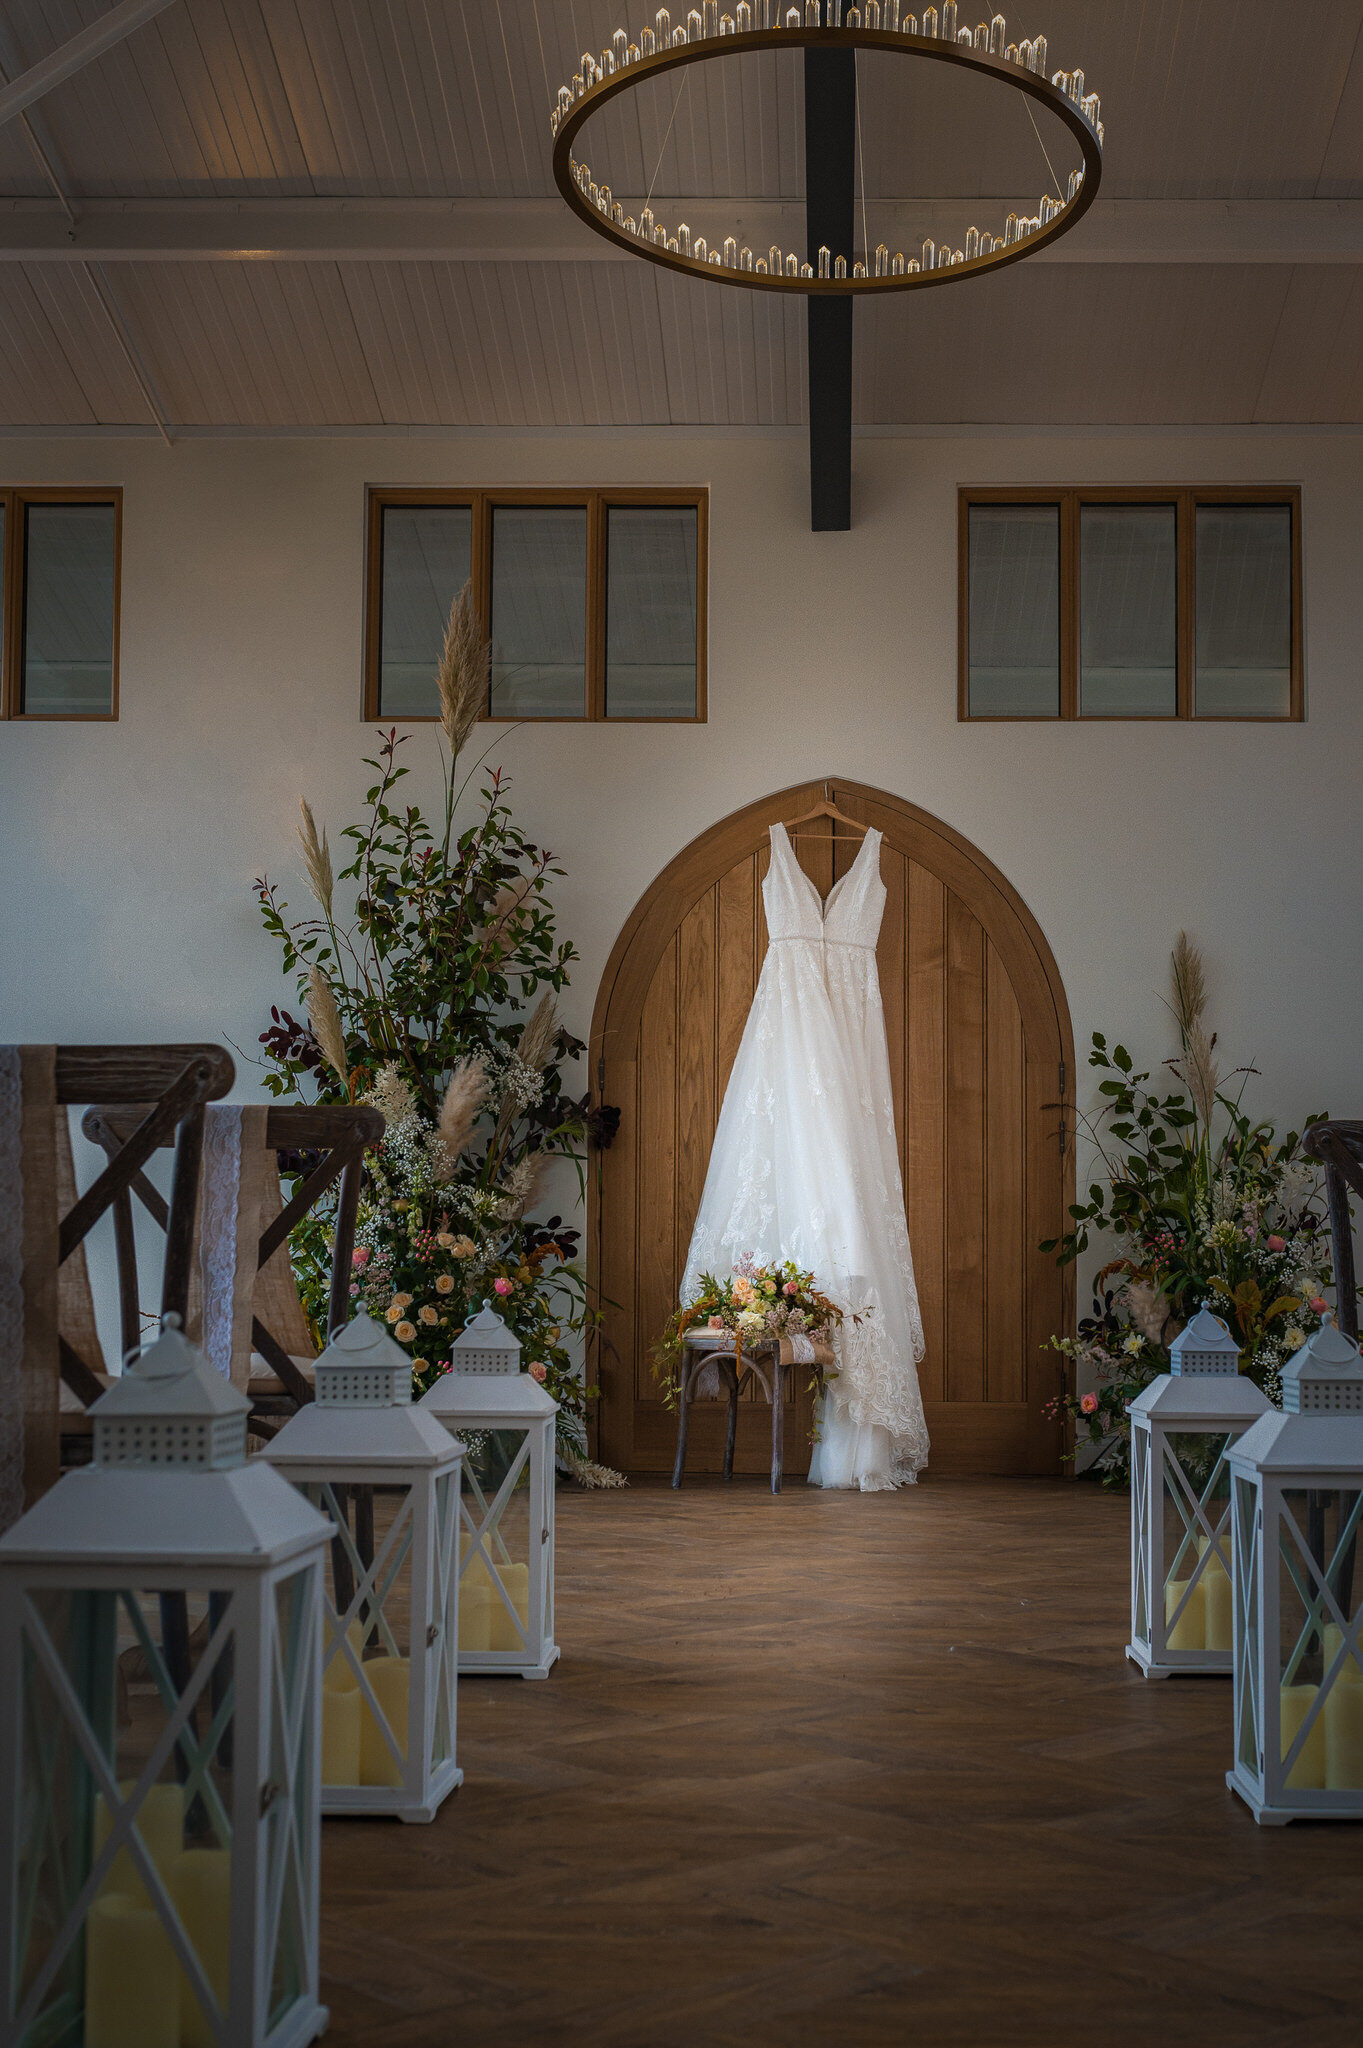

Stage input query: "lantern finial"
[
  {"left": 315, "top": 1311, "right": 414, "bottom": 1408},
  {"left": 1169, "top": 1305, "right": 1241, "bottom": 1377}
]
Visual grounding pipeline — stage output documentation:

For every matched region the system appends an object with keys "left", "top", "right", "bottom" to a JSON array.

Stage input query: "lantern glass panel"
[
  {"left": 1275, "top": 1487, "right": 1363, "bottom": 1794},
  {"left": 14, "top": 1584, "right": 237, "bottom": 2048},
  {"left": 430, "top": 1470, "right": 459, "bottom": 1765},
  {"left": 1234, "top": 1474, "right": 1261, "bottom": 1776},
  {"left": 266, "top": 1565, "right": 315, "bottom": 2028},
  {"left": 308, "top": 1481, "right": 419, "bottom": 1791},
  {"left": 1160, "top": 1431, "right": 1235, "bottom": 1654},
  {"left": 1131, "top": 1428, "right": 1150, "bottom": 1644},
  {"left": 460, "top": 1428, "right": 533, "bottom": 1654}
]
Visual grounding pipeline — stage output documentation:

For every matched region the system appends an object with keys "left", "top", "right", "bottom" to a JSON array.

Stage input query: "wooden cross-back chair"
[
  {"left": 3, "top": 1043, "right": 234, "bottom": 1510},
  {"left": 1303, "top": 1121, "right": 1363, "bottom": 1341},
  {"left": 82, "top": 1101, "right": 384, "bottom": 1433}
]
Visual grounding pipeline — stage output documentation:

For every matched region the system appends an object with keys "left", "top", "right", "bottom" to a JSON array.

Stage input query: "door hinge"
[{"left": 597, "top": 1054, "right": 605, "bottom": 1097}]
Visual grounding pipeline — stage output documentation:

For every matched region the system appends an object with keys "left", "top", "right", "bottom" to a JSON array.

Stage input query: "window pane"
[
  {"left": 605, "top": 505, "right": 698, "bottom": 718},
  {"left": 490, "top": 507, "right": 587, "bottom": 718},
  {"left": 21, "top": 503, "right": 116, "bottom": 715},
  {"left": 1080, "top": 504, "right": 1177, "bottom": 716},
  {"left": 378, "top": 505, "right": 472, "bottom": 716},
  {"left": 1195, "top": 504, "right": 1293, "bottom": 717},
  {"left": 968, "top": 505, "right": 1060, "bottom": 716}
]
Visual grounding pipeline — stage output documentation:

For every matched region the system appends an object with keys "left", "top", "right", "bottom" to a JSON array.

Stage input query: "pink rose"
[
  {"left": 494, "top": 1277, "right": 513, "bottom": 1297},
  {"left": 351, "top": 1247, "right": 370, "bottom": 1267},
  {"left": 529, "top": 1362, "right": 548, "bottom": 1383},
  {"left": 708, "top": 1315, "right": 724, "bottom": 1329},
  {"left": 1266, "top": 1234, "right": 1286, "bottom": 1253},
  {"left": 1080, "top": 1392, "right": 1099, "bottom": 1415},
  {"left": 784, "top": 1281, "right": 798, "bottom": 1296},
  {"left": 1310, "top": 1296, "right": 1328, "bottom": 1314}
]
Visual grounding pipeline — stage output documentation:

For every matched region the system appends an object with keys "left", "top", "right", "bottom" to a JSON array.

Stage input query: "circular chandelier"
[{"left": 550, "top": 4, "right": 1104, "bottom": 295}]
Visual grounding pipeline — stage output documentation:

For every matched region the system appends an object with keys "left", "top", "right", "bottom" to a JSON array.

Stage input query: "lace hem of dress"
[{"left": 0, "top": 1048, "right": 24, "bottom": 1534}]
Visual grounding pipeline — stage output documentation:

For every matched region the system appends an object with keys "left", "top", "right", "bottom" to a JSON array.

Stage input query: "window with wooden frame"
[
  {"left": 959, "top": 486, "right": 1303, "bottom": 722},
  {"left": 364, "top": 487, "right": 708, "bottom": 723},
  {"left": 0, "top": 486, "right": 122, "bottom": 720}
]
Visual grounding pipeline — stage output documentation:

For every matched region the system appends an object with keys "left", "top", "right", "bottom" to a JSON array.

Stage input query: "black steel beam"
[{"left": 804, "top": 46, "right": 855, "bottom": 531}]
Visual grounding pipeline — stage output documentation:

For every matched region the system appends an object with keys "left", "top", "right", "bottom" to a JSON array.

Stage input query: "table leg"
[
  {"left": 771, "top": 1357, "right": 785, "bottom": 1494},
  {"left": 671, "top": 1357, "right": 694, "bottom": 1489}
]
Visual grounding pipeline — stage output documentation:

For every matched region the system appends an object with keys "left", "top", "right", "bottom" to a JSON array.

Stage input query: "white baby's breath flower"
[{"left": 1285, "top": 1327, "right": 1306, "bottom": 1351}]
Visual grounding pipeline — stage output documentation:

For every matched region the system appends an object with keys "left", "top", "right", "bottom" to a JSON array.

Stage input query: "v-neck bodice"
[{"left": 764, "top": 823, "right": 885, "bottom": 950}]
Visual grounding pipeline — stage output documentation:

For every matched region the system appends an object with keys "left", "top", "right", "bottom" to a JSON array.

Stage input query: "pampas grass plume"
[
  {"left": 439, "top": 1057, "right": 489, "bottom": 1164},
  {"left": 1170, "top": 930, "right": 1207, "bottom": 1046},
  {"left": 306, "top": 966, "right": 349, "bottom": 1091},
  {"left": 517, "top": 993, "right": 558, "bottom": 1075},
  {"left": 437, "top": 579, "right": 488, "bottom": 764},
  {"left": 297, "top": 797, "right": 333, "bottom": 917}
]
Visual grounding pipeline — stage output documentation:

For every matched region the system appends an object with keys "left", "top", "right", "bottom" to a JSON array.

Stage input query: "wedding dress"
[{"left": 681, "top": 823, "right": 929, "bottom": 1491}]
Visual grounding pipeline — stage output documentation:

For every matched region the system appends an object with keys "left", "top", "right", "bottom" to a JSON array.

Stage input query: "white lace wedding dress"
[{"left": 681, "top": 823, "right": 929, "bottom": 1491}]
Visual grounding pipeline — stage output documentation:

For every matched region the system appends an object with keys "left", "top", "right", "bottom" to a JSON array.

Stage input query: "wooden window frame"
[
  {"left": 0, "top": 485, "right": 123, "bottom": 721},
  {"left": 363, "top": 485, "right": 709, "bottom": 724},
  {"left": 958, "top": 484, "right": 1304, "bottom": 723}
]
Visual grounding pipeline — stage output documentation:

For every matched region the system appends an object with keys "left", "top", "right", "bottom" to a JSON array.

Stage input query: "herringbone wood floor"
[{"left": 319, "top": 1477, "right": 1363, "bottom": 2046}]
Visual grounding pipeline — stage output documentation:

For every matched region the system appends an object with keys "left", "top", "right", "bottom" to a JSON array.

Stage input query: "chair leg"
[
  {"left": 671, "top": 1360, "right": 694, "bottom": 1489},
  {"left": 723, "top": 1361, "right": 739, "bottom": 1480},
  {"left": 771, "top": 1359, "right": 785, "bottom": 1495}
]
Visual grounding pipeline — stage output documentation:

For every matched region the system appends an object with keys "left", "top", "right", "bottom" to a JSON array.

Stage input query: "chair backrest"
[
  {"left": 82, "top": 1101, "right": 383, "bottom": 1410},
  {"left": 1302, "top": 1121, "right": 1363, "bottom": 1342},
  {"left": 2, "top": 1043, "right": 233, "bottom": 1522}
]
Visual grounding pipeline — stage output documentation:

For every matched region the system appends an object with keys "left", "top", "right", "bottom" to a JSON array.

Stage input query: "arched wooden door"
[{"left": 588, "top": 781, "right": 1075, "bottom": 1476}]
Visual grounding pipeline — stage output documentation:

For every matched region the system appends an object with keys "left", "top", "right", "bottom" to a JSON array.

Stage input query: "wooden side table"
[{"left": 671, "top": 1330, "right": 831, "bottom": 1496}]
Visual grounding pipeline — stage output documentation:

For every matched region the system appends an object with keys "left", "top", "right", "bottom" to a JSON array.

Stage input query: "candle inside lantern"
[
  {"left": 322, "top": 1619, "right": 366, "bottom": 1693},
  {"left": 359, "top": 1656, "right": 410, "bottom": 1787},
  {"left": 488, "top": 1564, "right": 530, "bottom": 1651},
  {"left": 459, "top": 1581, "right": 492, "bottom": 1652},
  {"left": 321, "top": 1684, "right": 362, "bottom": 1785},
  {"left": 1323, "top": 1622, "right": 1363, "bottom": 1684},
  {"left": 84, "top": 1893, "right": 179, "bottom": 2048},
  {"left": 92, "top": 1782, "right": 184, "bottom": 1905},
  {"left": 1281, "top": 1683, "right": 1326, "bottom": 1789},
  {"left": 1197, "top": 1539, "right": 1233, "bottom": 1652},
  {"left": 1324, "top": 1677, "right": 1363, "bottom": 1790},
  {"left": 1164, "top": 1578, "right": 1205, "bottom": 1651},
  {"left": 172, "top": 1847, "right": 232, "bottom": 2048}
]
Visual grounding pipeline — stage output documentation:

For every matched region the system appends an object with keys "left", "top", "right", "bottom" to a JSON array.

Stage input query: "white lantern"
[
  {"left": 263, "top": 1314, "right": 463, "bottom": 1825},
  {"left": 1127, "top": 1307, "right": 1270, "bottom": 1678},
  {"left": 1227, "top": 1320, "right": 1363, "bottom": 1824},
  {"left": 418, "top": 1301, "right": 559, "bottom": 1680},
  {"left": 0, "top": 1321, "right": 331, "bottom": 2048}
]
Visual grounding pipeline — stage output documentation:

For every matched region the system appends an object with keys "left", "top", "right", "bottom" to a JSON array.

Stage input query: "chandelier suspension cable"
[
  {"left": 643, "top": 62, "right": 691, "bottom": 216},
  {"left": 854, "top": 49, "right": 870, "bottom": 268},
  {"left": 1023, "top": 90, "right": 1064, "bottom": 203}
]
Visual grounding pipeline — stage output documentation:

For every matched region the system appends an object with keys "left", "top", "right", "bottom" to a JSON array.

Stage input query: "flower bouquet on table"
[{"left": 652, "top": 1257, "right": 843, "bottom": 1405}]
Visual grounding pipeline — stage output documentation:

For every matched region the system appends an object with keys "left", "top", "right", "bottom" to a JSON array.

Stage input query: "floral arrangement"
[
  {"left": 252, "top": 582, "right": 622, "bottom": 1485},
  {"left": 653, "top": 1257, "right": 843, "bottom": 1401},
  {"left": 1044, "top": 934, "right": 1336, "bottom": 1486}
]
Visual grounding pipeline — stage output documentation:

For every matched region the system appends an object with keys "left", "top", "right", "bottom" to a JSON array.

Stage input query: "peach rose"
[
  {"left": 435, "top": 1273, "right": 456, "bottom": 1295},
  {"left": 529, "top": 1362, "right": 548, "bottom": 1383},
  {"left": 391, "top": 1293, "right": 413, "bottom": 1311},
  {"left": 435, "top": 1232, "right": 456, "bottom": 1248},
  {"left": 418, "top": 1305, "right": 438, "bottom": 1326},
  {"left": 385, "top": 1304, "right": 403, "bottom": 1324},
  {"left": 394, "top": 1320, "right": 417, "bottom": 1343},
  {"left": 1080, "top": 1391, "right": 1099, "bottom": 1415}
]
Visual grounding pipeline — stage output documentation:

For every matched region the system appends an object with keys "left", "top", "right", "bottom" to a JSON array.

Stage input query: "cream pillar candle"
[
  {"left": 1281, "top": 1683, "right": 1327, "bottom": 1789},
  {"left": 321, "top": 1683, "right": 362, "bottom": 1785},
  {"left": 1323, "top": 1623, "right": 1363, "bottom": 1684},
  {"left": 1324, "top": 1678, "right": 1363, "bottom": 1790},
  {"left": 1202, "top": 1556, "right": 1233, "bottom": 1653},
  {"left": 359, "top": 1656, "right": 410, "bottom": 1787},
  {"left": 171, "top": 1847, "right": 231, "bottom": 2048},
  {"left": 458, "top": 1582, "right": 492, "bottom": 1652},
  {"left": 83, "top": 1894, "right": 179, "bottom": 2048},
  {"left": 488, "top": 1564, "right": 530, "bottom": 1651},
  {"left": 322, "top": 1619, "right": 365, "bottom": 1692},
  {"left": 1164, "top": 1578, "right": 1205, "bottom": 1652},
  {"left": 92, "top": 1783, "right": 184, "bottom": 1904}
]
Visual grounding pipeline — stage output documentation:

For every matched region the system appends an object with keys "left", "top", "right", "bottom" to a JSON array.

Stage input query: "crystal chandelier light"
[{"left": 551, "top": 6, "right": 1104, "bottom": 292}]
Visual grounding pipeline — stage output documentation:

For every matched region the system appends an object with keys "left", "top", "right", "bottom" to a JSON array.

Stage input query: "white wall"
[{"left": 1, "top": 426, "right": 1357, "bottom": 1367}]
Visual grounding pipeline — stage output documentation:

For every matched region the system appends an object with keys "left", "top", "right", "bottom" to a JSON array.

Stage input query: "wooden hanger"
[{"left": 783, "top": 784, "right": 867, "bottom": 842}]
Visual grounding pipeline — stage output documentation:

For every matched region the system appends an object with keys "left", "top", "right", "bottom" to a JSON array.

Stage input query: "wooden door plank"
[
  {"left": 716, "top": 857, "right": 757, "bottom": 1098},
  {"left": 946, "top": 894, "right": 986, "bottom": 1405},
  {"left": 1024, "top": 1040, "right": 1067, "bottom": 1473},
  {"left": 595, "top": 1053, "right": 638, "bottom": 1470},
  {"left": 675, "top": 892, "right": 717, "bottom": 1273},
  {"left": 906, "top": 863, "right": 947, "bottom": 1405},
  {"left": 636, "top": 939, "right": 678, "bottom": 1405},
  {"left": 986, "top": 938, "right": 1027, "bottom": 1406},
  {"left": 879, "top": 844, "right": 908, "bottom": 1195}
]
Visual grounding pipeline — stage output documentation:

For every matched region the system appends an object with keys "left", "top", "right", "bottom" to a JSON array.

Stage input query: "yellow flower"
[
  {"left": 1285, "top": 1327, "right": 1306, "bottom": 1351},
  {"left": 394, "top": 1320, "right": 417, "bottom": 1343},
  {"left": 435, "top": 1232, "right": 456, "bottom": 1248},
  {"left": 418, "top": 1305, "right": 438, "bottom": 1326},
  {"left": 391, "top": 1293, "right": 413, "bottom": 1311},
  {"left": 385, "top": 1304, "right": 403, "bottom": 1324},
  {"left": 435, "top": 1273, "right": 456, "bottom": 1295}
]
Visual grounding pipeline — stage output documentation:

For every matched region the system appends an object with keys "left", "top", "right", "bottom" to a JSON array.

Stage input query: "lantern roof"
[
  {"left": 450, "top": 1300, "right": 523, "bottom": 1373},
  {"left": 420, "top": 1368, "right": 557, "bottom": 1421},
  {"left": 90, "top": 1317, "right": 249, "bottom": 1471},
  {"left": 1227, "top": 1407, "right": 1363, "bottom": 1476},
  {"left": 1128, "top": 1371, "right": 1270, "bottom": 1424},
  {"left": 264, "top": 1395, "right": 464, "bottom": 1473},
  {"left": 1169, "top": 1307, "right": 1241, "bottom": 1375},
  {"left": 0, "top": 1462, "right": 329, "bottom": 1569},
  {"left": 1281, "top": 1318, "right": 1363, "bottom": 1415},
  {"left": 314, "top": 1312, "right": 413, "bottom": 1409}
]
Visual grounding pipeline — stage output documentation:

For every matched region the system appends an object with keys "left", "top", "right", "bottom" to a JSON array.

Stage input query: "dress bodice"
[{"left": 763, "top": 824, "right": 885, "bottom": 950}]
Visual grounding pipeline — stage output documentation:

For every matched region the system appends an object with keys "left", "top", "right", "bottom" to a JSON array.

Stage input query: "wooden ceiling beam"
[{"left": 0, "top": 0, "right": 182, "bottom": 130}]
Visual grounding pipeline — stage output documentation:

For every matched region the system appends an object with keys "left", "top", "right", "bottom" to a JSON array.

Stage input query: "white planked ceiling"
[{"left": 0, "top": 0, "right": 1359, "bottom": 428}]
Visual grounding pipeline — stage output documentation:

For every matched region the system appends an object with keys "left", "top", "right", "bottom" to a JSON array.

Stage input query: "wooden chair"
[
  {"left": 82, "top": 1102, "right": 384, "bottom": 1434},
  {"left": 1302, "top": 1121, "right": 1363, "bottom": 1341},
  {"left": 1, "top": 1044, "right": 234, "bottom": 1513},
  {"left": 672, "top": 1329, "right": 834, "bottom": 1495}
]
